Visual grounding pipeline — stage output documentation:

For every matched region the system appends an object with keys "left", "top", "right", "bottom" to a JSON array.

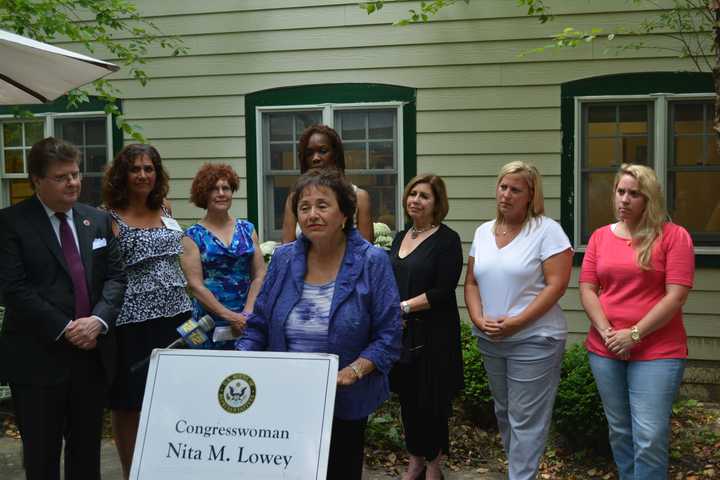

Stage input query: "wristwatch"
[
  {"left": 630, "top": 325, "right": 641, "bottom": 343},
  {"left": 400, "top": 301, "right": 411, "bottom": 314},
  {"left": 349, "top": 363, "right": 363, "bottom": 380}
]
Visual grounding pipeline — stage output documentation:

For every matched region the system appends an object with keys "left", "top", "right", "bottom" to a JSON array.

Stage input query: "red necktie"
[{"left": 55, "top": 212, "right": 91, "bottom": 318}]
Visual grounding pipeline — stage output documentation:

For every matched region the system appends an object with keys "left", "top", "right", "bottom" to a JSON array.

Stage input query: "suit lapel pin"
[{"left": 83, "top": 219, "right": 91, "bottom": 226}]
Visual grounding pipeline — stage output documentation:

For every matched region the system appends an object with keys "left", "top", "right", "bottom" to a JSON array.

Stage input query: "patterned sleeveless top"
[
  {"left": 110, "top": 210, "right": 192, "bottom": 326},
  {"left": 185, "top": 219, "right": 256, "bottom": 349}
]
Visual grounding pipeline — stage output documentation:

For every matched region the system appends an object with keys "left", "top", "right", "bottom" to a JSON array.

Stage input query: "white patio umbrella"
[{"left": 0, "top": 28, "right": 119, "bottom": 105}]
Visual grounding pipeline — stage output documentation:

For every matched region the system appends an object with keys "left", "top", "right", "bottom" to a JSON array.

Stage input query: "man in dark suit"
[{"left": 0, "top": 137, "right": 126, "bottom": 480}]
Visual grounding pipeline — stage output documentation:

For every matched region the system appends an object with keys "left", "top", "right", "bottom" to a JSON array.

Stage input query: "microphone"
[
  {"left": 130, "top": 315, "right": 215, "bottom": 373},
  {"left": 167, "top": 315, "right": 215, "bottom": 349}
]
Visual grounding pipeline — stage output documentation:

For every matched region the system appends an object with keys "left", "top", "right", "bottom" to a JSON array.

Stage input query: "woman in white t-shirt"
[{"left": 463, "top": 161, "right": 573, "bottom": 480}]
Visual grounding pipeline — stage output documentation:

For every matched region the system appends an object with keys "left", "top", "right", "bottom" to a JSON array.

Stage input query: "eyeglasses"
[{"left": 48, "top": 171, "right": 82, "bottom": 184}]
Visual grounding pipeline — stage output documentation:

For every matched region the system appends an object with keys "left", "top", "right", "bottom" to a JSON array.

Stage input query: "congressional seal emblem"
[{"left": 218, "top": 373, "right": 256, "bottom": 414}]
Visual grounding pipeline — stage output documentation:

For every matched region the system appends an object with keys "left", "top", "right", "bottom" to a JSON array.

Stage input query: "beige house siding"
[{"left": 57, "top": 1, "right": 718, "bottom": 360}]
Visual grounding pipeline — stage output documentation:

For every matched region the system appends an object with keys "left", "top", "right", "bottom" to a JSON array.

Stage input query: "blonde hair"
[
  {"left": 613, "top": 163, "right": 667, "bottom": 270},
  {"left": 494, "top": 161, "right": 545, "bottom": 232}
]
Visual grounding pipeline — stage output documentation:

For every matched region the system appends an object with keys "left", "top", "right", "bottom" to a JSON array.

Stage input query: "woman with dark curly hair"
[
  {"left": 180, "top": 163, "right": 266, "bottom": 349},
  {"left": 281, "top": 124, "right": 373, "bottom": 243},
  {"left": 102, "top": 144, "right": 192, "bottom": 480}
]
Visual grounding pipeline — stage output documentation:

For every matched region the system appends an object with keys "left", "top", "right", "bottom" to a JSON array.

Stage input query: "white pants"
[{"left": 477, "top": 336, "right": 566, "bottom": 480}]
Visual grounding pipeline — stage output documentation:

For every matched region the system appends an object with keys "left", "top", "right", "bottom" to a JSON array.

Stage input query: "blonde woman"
[
  {"left": 464, "top": 161, "right": 573, "bottom": 480},
  {"left": 580, "top": 164, "right": 694, "bottom": 480}
]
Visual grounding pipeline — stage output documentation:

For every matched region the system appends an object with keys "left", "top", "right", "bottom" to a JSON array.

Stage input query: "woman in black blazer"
[{"left": 390, "top": 173, "right": 464, "bottom": 480}]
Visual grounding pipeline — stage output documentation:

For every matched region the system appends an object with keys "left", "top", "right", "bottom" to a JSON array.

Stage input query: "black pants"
[
  {"left": 327, "top": 416, "right": 367, "bottom": 480},
  {"left": 399, "top": 391, "right": 450, "bottom": 460},
  {"left": 11, "top": 350, "right": 105, "bottom": 480}
]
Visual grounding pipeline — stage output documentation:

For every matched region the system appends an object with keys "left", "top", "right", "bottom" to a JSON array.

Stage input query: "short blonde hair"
[
  {"left": 613, "top": 163, "right": 667, "bottom": 269},
  {"left": 494, "top": 161, "right": 545, "bottom": 230},
  {"left": 402, "top": 173, "right": 450, "bottom": 224}
]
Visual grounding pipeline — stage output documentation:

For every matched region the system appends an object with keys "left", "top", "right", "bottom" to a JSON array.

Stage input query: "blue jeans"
[{"left": 588, "top": 353, "right": 685, "bottom": 480}]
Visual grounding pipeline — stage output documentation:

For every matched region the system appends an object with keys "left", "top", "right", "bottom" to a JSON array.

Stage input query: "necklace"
[
  {"left": 410, "top": 224, "right": 436, "bottom": 239},
  {"left": 497, "top": 222, "right": 521, "bottom": 236}
]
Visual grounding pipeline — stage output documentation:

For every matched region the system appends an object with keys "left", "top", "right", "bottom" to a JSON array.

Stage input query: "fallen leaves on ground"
[{"left": 364, "top": 398, "right": 720, "bottom": 479}]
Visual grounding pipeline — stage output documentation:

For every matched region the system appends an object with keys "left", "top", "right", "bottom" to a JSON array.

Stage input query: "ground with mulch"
[
  {"left": 363, "top": 397, "right": 720, "bottom": 479},
  {"left": 1, "top": 397, "right": 718, "bottom": 479}
]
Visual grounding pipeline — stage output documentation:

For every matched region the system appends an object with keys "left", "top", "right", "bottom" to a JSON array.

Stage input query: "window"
[
  {"left": 580, "top": 102, "right": 653, "bottom": 241},
  {"left": 246, "top": 84, "right": 416, "bottom": 242},
  {"left": 1, "top": 120, "right": 44, "bottom": 205},
  {"left": 0, "top": 112, "right": 113, "bottom": 208},
  {"left": 577, "top": 96, "right": 717, "bottom": 247},
  {"left": 667, "top": 101, "right": 720, "bottom": 246},
  {"left": 562, "top": 72, "right": 718, "bottom": 261}
]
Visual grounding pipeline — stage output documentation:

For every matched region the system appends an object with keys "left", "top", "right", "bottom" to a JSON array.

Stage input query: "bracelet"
[
  {"left": 239, "top": 311, "right": 252, "bottom": 318},
  {"left": 349, "top": 363, "right": 362, "bottom": 380}
]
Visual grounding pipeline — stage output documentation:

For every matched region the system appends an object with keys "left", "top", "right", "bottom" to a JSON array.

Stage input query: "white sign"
[{"left": 130, "top": 349, "right": 338, "bottom": 480}]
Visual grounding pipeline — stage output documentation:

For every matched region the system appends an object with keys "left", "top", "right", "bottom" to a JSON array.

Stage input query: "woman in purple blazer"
[{"left": 236, "top": 168, "right": 402, "bottom": 480}]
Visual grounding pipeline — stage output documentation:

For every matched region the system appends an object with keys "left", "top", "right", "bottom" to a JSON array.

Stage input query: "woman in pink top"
[{"left": 580, "top": 164, "right": 694, "bottom": 480}]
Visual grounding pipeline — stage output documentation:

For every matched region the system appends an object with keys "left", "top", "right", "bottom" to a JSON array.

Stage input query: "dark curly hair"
[
  {"left": 102, "top": 144, "right": 169, "bottom": 210},
  {"left": 297, "top": 124, "right": 345, "bottom": 174},
  {"left": 190, "top": 163, "right": 240, "bottom": 209},
  {"left": 291, "top": 168, "right": 356, "bottom": 234}
]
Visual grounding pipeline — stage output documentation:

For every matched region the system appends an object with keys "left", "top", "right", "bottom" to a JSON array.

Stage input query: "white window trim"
[
  {"left": 254, "top": 101, "right": 405, "bottom": 241},
  {"left": 573, "top": 93, "right": 717, "bottom": 254},
  {"left": 0, "top": 111, "right": 113, "bottom": 207}
]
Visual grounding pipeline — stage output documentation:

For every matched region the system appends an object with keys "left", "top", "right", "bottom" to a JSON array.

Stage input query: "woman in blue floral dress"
[{"left": 181, "top": 163, "right": 266, "bottom": 349}]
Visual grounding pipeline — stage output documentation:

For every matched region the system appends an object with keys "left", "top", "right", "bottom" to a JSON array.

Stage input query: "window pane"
[
  {"left": 582, "top": 172, "right": 615, "bottom": 242},
  {"left": 587, "top": 138, "right": 617, "bottom": 167},
  {"left": 344, "top": 142, "right": 367, "bottom": 170},
  {"left": 337, "top": 111, "right": 365, "bottom": 140},
  {"left": 584, "top": 103, "right": 652, "bottom": 170},
  {"left": 86, "top": 119, "right": 106, "bottom": 145},
  {"left": 294, "top": 112, "right": 322, "bottom": 136},
  {"left": 618, "top": 105, "right": 648, "bottom": 134},
  {"left": 587, "top": 105, "right": 616, "bottom": 136},
  {"left": 621, "top": 136, "right": 649, "bottom": 165},
  {"left": 346, "top": 173, "right": 397, "bottom": 229},
  {"left": 86, "top": 146, "right": 107, "bottom": 173},
  {"left": 669, "top": 171, "right": 720, "bottom": 236},
  {"left": 3, "top": 123, "right": 22, "bottom": 147},
  {"left": 8, "top": 179, "right": 32, "bottom": 205},
  {"left": 269, "top": 175, "right": 299, "bottom": 231},
  {"left": 368, "top": 110, "right": 394, "bottom": 139},
  {"left": 270, "top": 143, "right": 294, "bottom": 170},
  {"left": 671, "top": 101, "right": 717, "bottom": 166},
  {"left": 78, "top": 176, "right": 103, "bottom": 207},
  {"left": 674, "top": 136, "right": 704, "bottom": 165},
  {"left": 369, "top": 141, "right": 393, "bottom": 170},
  {"left": 56, "top": 119, "right": 83, "bottom": 147},
  {"left": 4, "top": 149, "right": 23, "bottom": 174},
  {"left": 673, "top": 103, "right": 704, "bottom": 134},
  {"left": 269, "top": 114, "right": 292, "bottom": 141},
  {"left": 25, "top": 122, "right": 44, "bottom": 145}
]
